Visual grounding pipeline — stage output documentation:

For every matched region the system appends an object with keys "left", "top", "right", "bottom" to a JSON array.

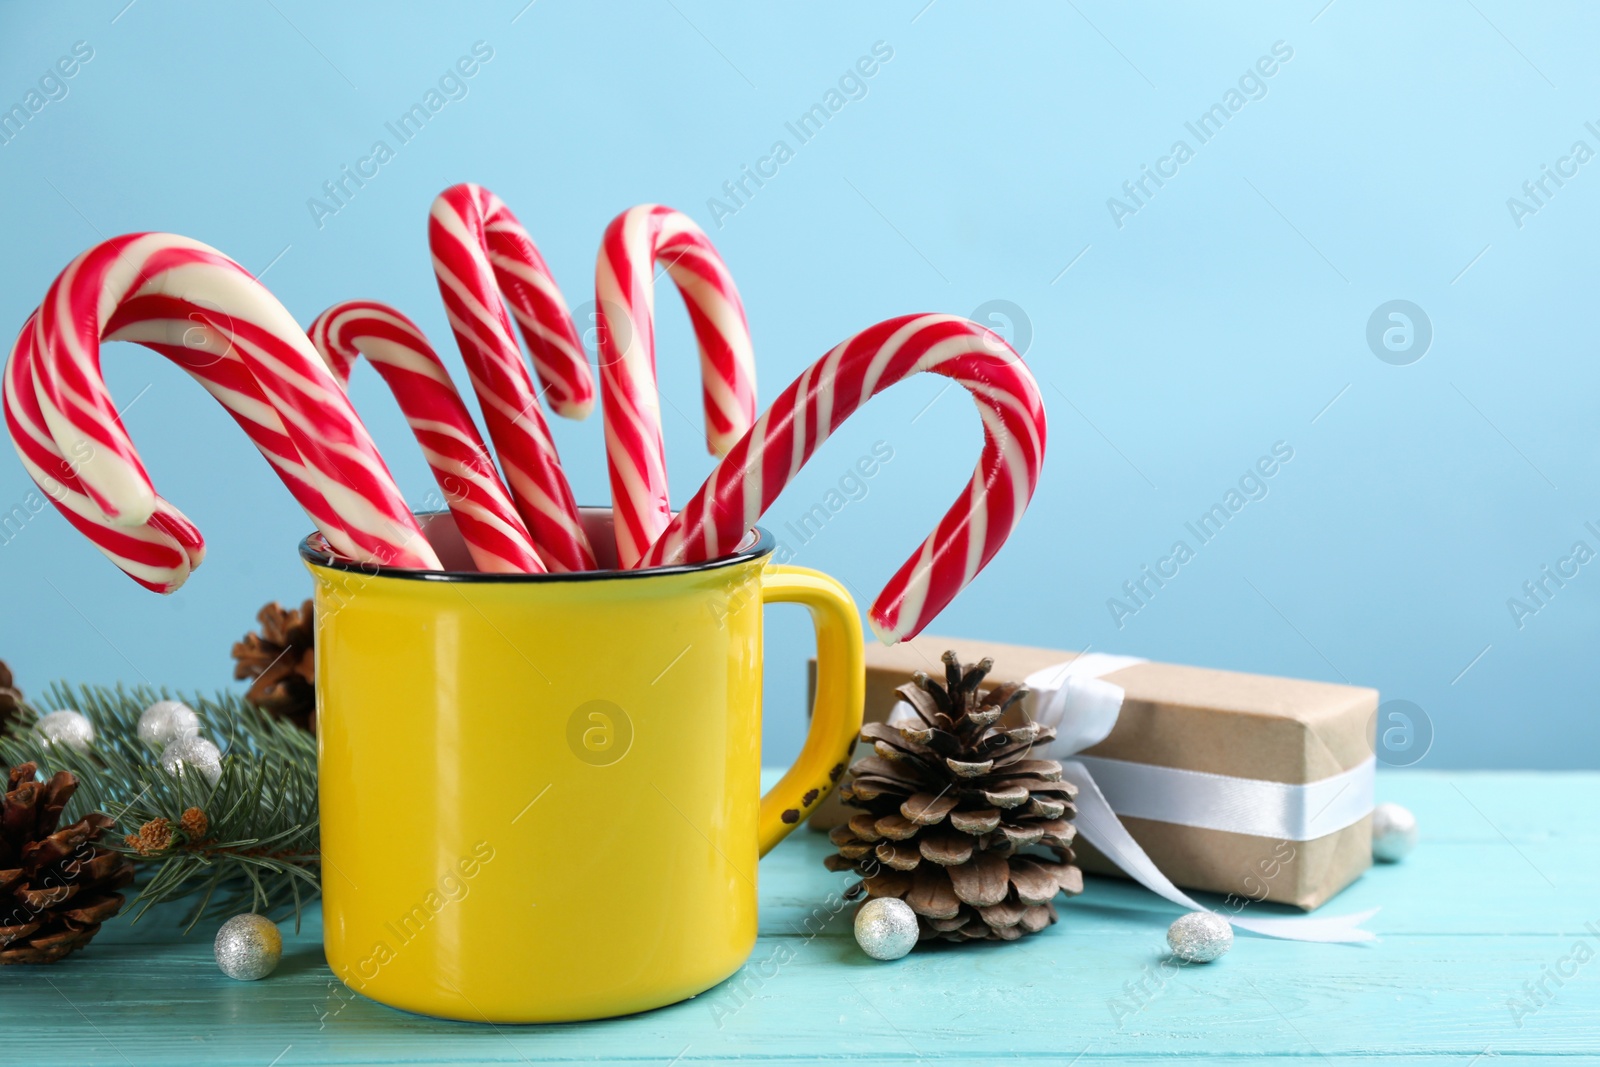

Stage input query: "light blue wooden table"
[{"left": 5, "top": 770, "right": 1597, "bottom": 1065}]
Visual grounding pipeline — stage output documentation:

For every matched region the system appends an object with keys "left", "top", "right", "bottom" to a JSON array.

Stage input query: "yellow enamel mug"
[{"left": 301, "top": 510, "right": 864, "bottom": 1023}]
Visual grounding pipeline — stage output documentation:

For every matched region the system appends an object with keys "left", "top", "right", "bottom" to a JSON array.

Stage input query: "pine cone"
[
  {"left": 0, "top": 660, "right": 23, "bottom": 738},
  {"left": 0, "top": 762, "right": 135, "bottom": 964},
  {"left": 824, "top": 651, "right": 1083, "bottom": 943},
  {"left": 232, "top": 600, "right": 316, "bottom": 732}
]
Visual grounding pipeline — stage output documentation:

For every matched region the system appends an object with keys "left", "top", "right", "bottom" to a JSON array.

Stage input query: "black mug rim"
[{"left": 298, "top": 510, "right": 774, "bottom": 584}]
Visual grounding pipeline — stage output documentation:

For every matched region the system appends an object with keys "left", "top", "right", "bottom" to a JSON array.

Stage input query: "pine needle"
[{"left": 0, "top": 683, "right": 319, "bottom": 931}]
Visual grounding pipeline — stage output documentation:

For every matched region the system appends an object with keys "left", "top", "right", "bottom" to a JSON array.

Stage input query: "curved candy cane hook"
[
  {"left": 429, "top": 183, "right": 595, "bottom": 571},
  {"left": 595, "top": 204, "right": 756, "bottom": 568},
  {"left": 5, "top": 312, "right": 205, "bottom": 591},
  {"left": 21, "top": 233, "right": 439, "bottom": 584},
  {"left": 640, "top": 314, "right": 1046, "bottom": 643}
]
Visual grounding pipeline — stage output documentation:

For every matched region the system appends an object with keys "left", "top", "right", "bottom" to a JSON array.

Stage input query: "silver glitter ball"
[
  {"left": 214, "top": 913, "right": 282, "bottom": 980},
  {"left": 36, "top": 709, "right": 94, "bottom": 753},
  {"left": 854, "top": 897, "right": 919, "bottom": 961},
  {"left": 1371, "top": 801, "right": 1418, "bottom": 863},
  {"left": 160, "top": 736, "right": 222, "bottom": 785},
  {"left": 1167, "top": 910, "right": 1233, "bottom": 963},
  {"left": 138, "top": 700, "right": 201, "bottom": 748}
]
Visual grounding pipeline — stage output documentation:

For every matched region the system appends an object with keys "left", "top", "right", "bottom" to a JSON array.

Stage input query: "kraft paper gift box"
[{"left": 808, "top": 635, "right": 1377, "bottom": 910}]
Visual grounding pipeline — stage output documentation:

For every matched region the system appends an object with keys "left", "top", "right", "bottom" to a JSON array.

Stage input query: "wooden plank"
[{"left": 1, "top": 771, "right": 1594, "bottom": 1065}]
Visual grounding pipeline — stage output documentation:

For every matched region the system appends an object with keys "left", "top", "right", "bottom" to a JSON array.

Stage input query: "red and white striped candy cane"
[
  {"left": 5, "top": 313, "right": 205, "bottom": 591},
  {"left": 429, "top": 183, "right": 595, "bottom": 571},
  {"left": 639, "top": 314, "right": 1047, "bottom": 644},
  {"left": 308, "top": 300, "right": 547, "bottom": 574},
  {"left": 6, "top": 292, "right": 376, "bottom": 591},
  {"left": 6, "top": 290, "right": 347, "bottom": 590},
  {"left": 26, "top": 233, "right": 439, "bottom": 575},
  {"left": 595, "top": 204, "right": 756, "bottom": 569}
]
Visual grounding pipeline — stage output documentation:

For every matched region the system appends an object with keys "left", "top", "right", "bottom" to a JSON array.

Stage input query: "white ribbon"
[
  {"left": 1061, "top": 761, "right": 1379, "bottom": 943},
  {"left": 1073, "top": 754, "right": 1375, "bottom": 841},
  {"left": 889, "top": 653, "right": 1379, "bottom": 943}
]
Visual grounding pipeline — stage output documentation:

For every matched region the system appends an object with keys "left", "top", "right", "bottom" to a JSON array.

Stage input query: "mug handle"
[{"left": 756, "top": 565, "right": 865, "bottom": 856}]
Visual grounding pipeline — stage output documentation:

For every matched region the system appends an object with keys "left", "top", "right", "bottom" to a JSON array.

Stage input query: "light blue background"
[{"left": 0, "top": 2, "right": 1594, "bottom": 768}]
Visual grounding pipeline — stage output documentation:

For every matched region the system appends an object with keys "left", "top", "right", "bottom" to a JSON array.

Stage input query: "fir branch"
[{"left": 0, "top": 682, "right": 319, "bottom": 931}]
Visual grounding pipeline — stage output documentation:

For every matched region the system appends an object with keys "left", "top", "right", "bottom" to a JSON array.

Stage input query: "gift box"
[{"left": 808, "top": 635, "right": 1378, "bottom": 910}]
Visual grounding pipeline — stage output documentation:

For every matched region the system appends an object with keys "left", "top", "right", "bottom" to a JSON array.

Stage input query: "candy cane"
[
  {"left": 595, "top": 205, "right": 756, "bottom": 568},
  {"left": 25, "top": 233, "right": 439, "bottom": 577},
  {"left": 7, "top": 291, "right": 355, "bottom": 590},
  {"left": 640, "top": 314, "right": 1046, "bottom": 643},
  {"left": 308, "top": 300, "right": 547, "bottom": 574},
  {"left": 5, "top": 313, "right": 204, "bottom": 592},
  {"left": 429, "top": 183, "right": 595, "bottom": 571}
]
